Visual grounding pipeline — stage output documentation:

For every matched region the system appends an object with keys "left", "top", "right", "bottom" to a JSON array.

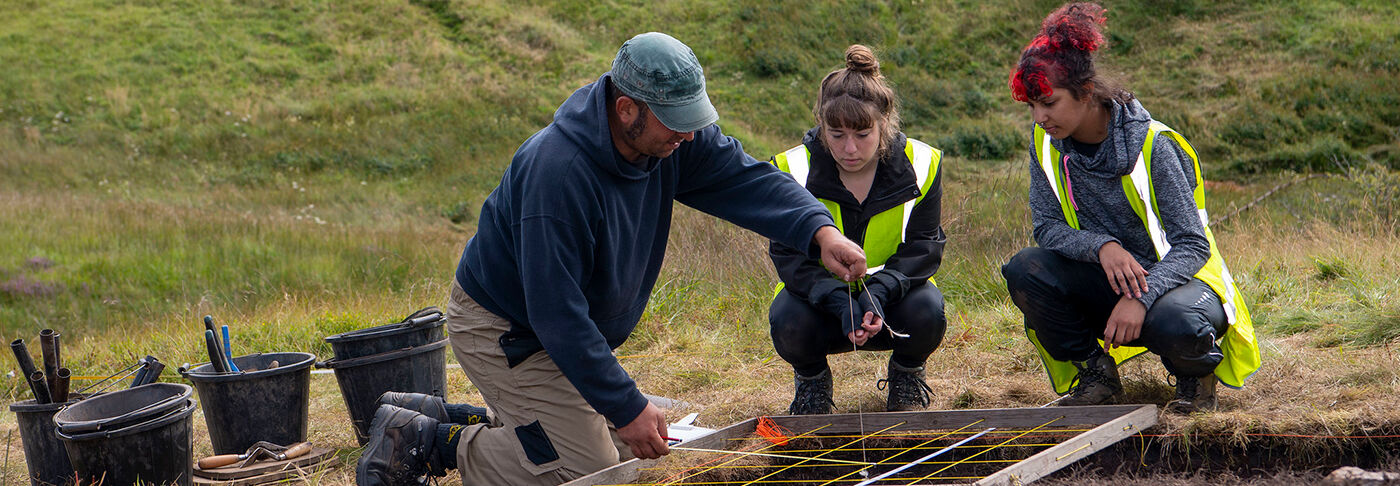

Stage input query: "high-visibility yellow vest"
[
  {"left": 772, "top": 139, "right": 941, "bottom": 288},
  {"left": 1029, "top": 121, "right": 1261, "bottom": 393}
]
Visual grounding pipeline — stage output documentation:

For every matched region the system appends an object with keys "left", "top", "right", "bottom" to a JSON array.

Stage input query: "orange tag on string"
[{"left": 755, "top": 416, "right": 791, "bottom": 446}]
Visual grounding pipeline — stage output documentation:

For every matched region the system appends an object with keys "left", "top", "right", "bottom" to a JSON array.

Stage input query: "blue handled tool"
[{"left": 221, "top": 325, "right": 240, "bottom": 372}]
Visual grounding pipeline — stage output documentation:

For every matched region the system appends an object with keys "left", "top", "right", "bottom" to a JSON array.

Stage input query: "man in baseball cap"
[
  {"left": 610, "top": 32, "right": 719, "bottom": 133},
  {"left": 359, "top": 32, "right": 866, "bottom": 486}
]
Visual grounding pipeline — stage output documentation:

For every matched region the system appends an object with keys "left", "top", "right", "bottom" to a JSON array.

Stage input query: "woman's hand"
[
  {"left": 847, "top": 313, "right": 883, "bottom": 346},
  {"left": 1103, "top": 295, "right": 1147, "bottom": 349},
  {"left": 1098, "top": 241, "right": 1148, "bottom": 298}
]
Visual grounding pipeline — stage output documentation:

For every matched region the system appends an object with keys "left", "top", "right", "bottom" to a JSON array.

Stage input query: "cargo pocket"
[{"left": 515, "top": 420, "right": 561, "bottom": 466}]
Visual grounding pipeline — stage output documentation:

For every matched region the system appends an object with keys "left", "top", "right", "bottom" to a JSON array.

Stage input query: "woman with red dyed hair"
[
  {"left": 1001, "top": 3, "right": 1260, "bottom": 414},
  {"left": 768, "top": 45, "right": 948, "bottom": 415}
]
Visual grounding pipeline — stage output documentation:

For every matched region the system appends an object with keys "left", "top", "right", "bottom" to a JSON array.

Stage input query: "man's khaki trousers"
[{"left": 446, "top": 281, "right": 633, "bottom": 485}]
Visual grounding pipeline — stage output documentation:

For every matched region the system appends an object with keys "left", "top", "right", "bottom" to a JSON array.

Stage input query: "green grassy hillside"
[
  {"left": 3, "top": 1, "right": 1400, "bottom": 482},
  {"left": 1, "top": 0, "right": 1399, "bottom": 434}
]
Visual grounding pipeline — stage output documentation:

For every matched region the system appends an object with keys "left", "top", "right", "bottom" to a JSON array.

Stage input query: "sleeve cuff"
[
  {"left": 808, "top": 279, "right": 847, "bottom": 307},
  {"left": 802, "top": 219, "right": 837, "bottom": 259},
  {"left": 603, "top": 390, "right": 651, "bottom": 429},
  {"left": 1086, "top": 236, "right": 1122, "bottom": 263}
]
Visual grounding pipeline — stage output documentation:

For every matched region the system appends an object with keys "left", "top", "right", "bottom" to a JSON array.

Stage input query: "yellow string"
[
  {"left": 638, "top": 458, "right": 1018, "bottom": 472},
  {"left": 741, "top": 422, "right": 904, "bottom": 486},
  {"left": 657, "top": 424, "right": 834, "bottom": 486},
  {"left": 818, "top": 418, "right": 986, "bottom": 486},
  {"left": 722, "top": 428, "right": 1091, "bottom": 440},
  {"left": 904, "top": 416, "right": 1064, "bottom": 485},
  {"left": 635, "top": 418, "right": 1079, "bottom": 485}
]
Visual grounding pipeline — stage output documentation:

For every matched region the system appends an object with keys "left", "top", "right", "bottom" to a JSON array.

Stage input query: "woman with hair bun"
[
  {"left": 769, "top": 44, "right": 948, "bottom": 415},
  {"left": 1001, "top": 3, "right": 1260, "bottom": 413}
]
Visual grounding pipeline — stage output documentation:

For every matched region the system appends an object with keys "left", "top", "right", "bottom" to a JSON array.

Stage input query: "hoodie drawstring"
[{"left": 1062, "top": 154, "right": 1079, "bottom": 211}]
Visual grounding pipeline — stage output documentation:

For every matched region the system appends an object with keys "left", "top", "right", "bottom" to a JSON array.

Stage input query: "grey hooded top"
[{"left": 1026, "top": 98, "right": 1210, "bottom": 309}]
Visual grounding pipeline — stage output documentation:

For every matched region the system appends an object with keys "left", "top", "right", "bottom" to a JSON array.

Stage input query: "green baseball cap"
[{"left": 610, "top": 32, "right": 719, "bottom": 133}]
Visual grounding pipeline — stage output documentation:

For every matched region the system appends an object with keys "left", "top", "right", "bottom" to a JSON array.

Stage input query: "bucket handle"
[
  {"left": 402, "top": 307, "right": 444, "bottom": 327},
  {"left": 57, "top": 400, "right": 193, "bottom": 441},
  {"left": 57, "top": 391, "right": 188, "bottom": 434},
  {"left": 73, "top": 360, "right": 147, "bottom": 396}
]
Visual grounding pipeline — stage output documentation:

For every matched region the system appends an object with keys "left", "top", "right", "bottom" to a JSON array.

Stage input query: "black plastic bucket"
[
  {"left": 323, "top": 311, "right": 444, "bottom": 361},
  {"left": 180, "top": 352, "right": 314, "bottom": 454},
  {"left": 321, "top": 338, "right": 448, "bottom": 444},
  {"left": 52, "top": 383, "right": 190, "bottom": 434},
  {"left": 10, "top": 394, "right": 86, "bottom": 486},
  {"left": 56, "top": 398, "right": 196, "bottom": 486}
]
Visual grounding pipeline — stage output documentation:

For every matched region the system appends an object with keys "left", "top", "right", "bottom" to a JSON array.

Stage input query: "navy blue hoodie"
[{"left": 456, "top": 74, "right": 834, "bottom": 428}]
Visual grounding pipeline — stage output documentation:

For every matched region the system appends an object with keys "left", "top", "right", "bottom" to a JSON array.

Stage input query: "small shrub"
[
  {"left": 1271, "top": 312, "right": 1325, "bottom": 336},
  {"left": 1217, "top": 105, "right": 1303, "bottom": 151},
  {"left": 259, "top": 150, "right": 433, "bottom": 178},
  {"left": 1348, "top": 312, "right": 1400, "bottom": 347},
  {"left": 1368, "top": 145, "right": 1400, "bottom": 170},
  {"left": 899, "top": 74, "right": 957, "bottom": 124},
  {"left": 747, "top": 49, "right": 803, "bottom": 78},
  {"left": 933, "top": 120, "right": 1022, "bottom": 160},
  {"left": 1311, "top": 257, "right": 1352, "bottom": 281},
  {"left": 1301, "top": 111, "right": 1388, "bottom": 149},
  {"left": 1226, "top": 136, "right": 1364, "bottom": 175},
  {"left": 1345, "top": 163, "right": 1400, "bottom": 229},
  {"left": 948, "top": 388, "right": 978, "bottom": 409},
  {"left": 442, "top": 200, "right": 475, "bottom": 225}
]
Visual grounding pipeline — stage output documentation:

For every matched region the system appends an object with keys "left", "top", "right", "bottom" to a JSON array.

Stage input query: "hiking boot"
[
  {"left": 356, "top": 404, "right": 443, "bottom": 486},
  {"left": 378, "top": 392, "right": 491, "bottom": 425},
  {"left": 878, "top": 362, "right": 933, "bottom": 411},
  {"left": 788, "top": 369, "right": 834, "bottom": 415},
  {"left": 377, "top": 392, "right": 449, "bottom": 423},
  {"left": 1165, "top": 373, "right": 1218, "bottom": 414},
  {"left": 1057, "top": 352, "right": 1121, "bottom": 406}
]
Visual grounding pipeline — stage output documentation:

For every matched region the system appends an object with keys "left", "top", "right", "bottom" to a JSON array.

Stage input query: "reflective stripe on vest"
[
  {"left": 774, "top": 139, "right": 940, "bottom": 275},
  {"left": 1030, "top": 122, "right": 1261, "bottom": 393}
]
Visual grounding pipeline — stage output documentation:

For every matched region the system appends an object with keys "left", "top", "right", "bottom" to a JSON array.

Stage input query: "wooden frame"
[{"left": 566, "top": 404, "right": 1157, "bottom": 486}]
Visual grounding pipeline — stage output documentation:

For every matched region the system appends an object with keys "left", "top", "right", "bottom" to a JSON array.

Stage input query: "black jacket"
[{"left": 770, "top": 128, "right": 946, "bottom": 303}]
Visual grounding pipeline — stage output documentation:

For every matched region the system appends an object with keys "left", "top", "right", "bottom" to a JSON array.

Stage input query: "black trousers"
[
  {"left": 1001, "top": 247, "right": 1227, "bottom": 378},
  {"left": 769, "top": 283, "right": 947, "bottom": 377}
]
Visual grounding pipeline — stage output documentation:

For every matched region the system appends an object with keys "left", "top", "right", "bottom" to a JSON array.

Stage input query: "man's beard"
[{"left": 626, "top": 106, "right": 648, "bottom": 140}]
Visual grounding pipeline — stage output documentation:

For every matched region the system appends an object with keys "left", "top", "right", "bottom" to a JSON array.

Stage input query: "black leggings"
[
  {"left": 1002, "top": 247, "right": 1228, "bottom": 378},
  {"left": 769, "top": 283, "right": 947, "bottom": 377}
]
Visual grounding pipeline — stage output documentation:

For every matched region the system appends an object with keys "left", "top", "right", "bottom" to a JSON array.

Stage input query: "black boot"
[
  {"left": 356, "top": 404, "right": 443, "bottom": 486},
  {"left": 788, "top": 369, "right": 834, "bottom": 415},
  {"left": 878, "top": 361, "right": 933, "bottom": 412},
  {"left": 1058, "top": 351, "right": 1121, "bottom": 406},
  {"left": 377, "top": 392, "right": 449, "bottom": 423},
  {"left": 378, "top": 391, "right": 491, "bottom": 425},
  {"left": 1165, "top": 373, "right": 1218, "bottom": 414}
]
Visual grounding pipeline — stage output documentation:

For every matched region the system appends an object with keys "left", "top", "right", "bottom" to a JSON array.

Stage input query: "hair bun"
[
  {"left": 1040, "top": 2, "right": 1107, "bottom": 53},
  {"left": 844, "top": 44, "right": 880, "bottom": 76}
]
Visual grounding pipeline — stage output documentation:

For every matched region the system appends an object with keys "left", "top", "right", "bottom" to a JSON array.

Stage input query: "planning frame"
[{"left": 566, "top": 404, "right": 1158, "bottom": 486}]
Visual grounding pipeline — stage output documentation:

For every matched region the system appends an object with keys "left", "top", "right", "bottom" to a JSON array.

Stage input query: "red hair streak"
[{"left": 1008, "top": 3, "right": 1110, "bottom": 103}]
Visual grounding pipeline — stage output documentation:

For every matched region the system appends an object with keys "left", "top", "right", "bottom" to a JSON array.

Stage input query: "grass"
[{"left": 2, "top": 0, "right": 1400, "bottom": 482}]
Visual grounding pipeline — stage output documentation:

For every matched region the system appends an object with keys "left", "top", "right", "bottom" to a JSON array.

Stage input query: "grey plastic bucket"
[
  {"left": 320, "top": 338, "right": 447, "bottom": 444},
  {"left": 56, "top": 398, "right": 196, "bottom": 486},
  {"left": 9, "top": 394, "right": 86, "bottom": 486},
  {"left": 181, "top": 352, "right": 314, "bottom": 454}
]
